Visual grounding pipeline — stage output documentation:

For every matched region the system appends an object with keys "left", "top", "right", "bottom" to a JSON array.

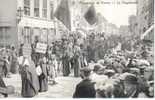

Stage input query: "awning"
[{"left": 141, "top": 25, "right": 154, "bottom": 40}]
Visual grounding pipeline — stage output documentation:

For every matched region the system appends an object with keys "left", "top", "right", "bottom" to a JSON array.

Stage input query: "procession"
[{"left": 0, "top": 0, "right": 154, "bottom": 98}]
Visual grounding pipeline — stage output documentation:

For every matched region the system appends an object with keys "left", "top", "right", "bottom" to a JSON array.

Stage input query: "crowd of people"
[
  {"left": 0, "top": 32, "right": 154, "bottom": 98},
  {"left": 73, "top": 51, "right": 154, "bottom": 98}
]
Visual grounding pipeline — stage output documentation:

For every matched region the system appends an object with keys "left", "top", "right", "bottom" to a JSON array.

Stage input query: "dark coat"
[
  {"left": 73, "top": 79, "right": 96, "bottom": 98},
  {"left": 20, "top": 58, "right": 39, "bottom": 97},
  {"left": 38, "top": 61, "right": 48, "bottom": 92}
]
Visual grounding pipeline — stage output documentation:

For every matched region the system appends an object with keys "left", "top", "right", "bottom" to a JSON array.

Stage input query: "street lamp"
[
  {"left": 17, "top": 7, "right": 24, "bottom": 47},
  {"left": 17, "top": 7, "right": 24, "bottom": 23}
]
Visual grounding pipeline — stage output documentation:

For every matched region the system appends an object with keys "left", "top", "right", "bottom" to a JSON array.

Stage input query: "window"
[
  {"left": 41, "top": 29, "right": 48, "bottom": 43},
  {"left": 24, "top": 27, "right": 31, "bottom": 44},
  {"left": 42, "top": 0, "right": 47, "bottom": 18},
  {"left": 50, "top": 2, "right": 53, "bottom": 19},
  {"left": 34, "top": 0, "right": 40, "bottom": 17},
  {"left": 24, "top": 0, "right": 30, "bottom": 16}
]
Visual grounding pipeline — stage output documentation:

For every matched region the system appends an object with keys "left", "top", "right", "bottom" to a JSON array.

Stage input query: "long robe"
[
  {"left": 20, "top": 58, "right": 39, "bottom": 97},
  {"left": 62, "top": 56, "right": 70, "bottom": 76},
  {"left": 38, "top": 61, "right": 48, "bottom": 92},
  {"left": 62, "top": 47, "right": 70, "bottom": 76},
  {"left": 10, "top": 50, "right": 18, "bottom": 74},
  {"left": 73, "top": 45, "right": 81, "bottom": 77},
  {"left": 0, "top": 76, "right": 8, "bottom": 97}
]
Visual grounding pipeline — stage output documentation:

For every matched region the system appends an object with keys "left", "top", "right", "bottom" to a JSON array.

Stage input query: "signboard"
[{"left": 35, "top": 43, "right": 47, "bottom": 54}]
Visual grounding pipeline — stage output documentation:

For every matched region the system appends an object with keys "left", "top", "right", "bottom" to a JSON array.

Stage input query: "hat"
[
  {"left": 93, "top": 64, "right": 102, "bottom": 72},
  {"left": 137, "top": 59, "right": 150, "bottom": 66},
  {"left": 148, "top": 81, "right": 154, "bottom": 85},
  {"left": 130, "top": 68, "right": 140, "bottom": 74},
  {"left": 97, "top": 59, "right": 105, "bottom": 66},
  {"left": 119, "top": 72, "right": 136, "bottom": 80},
  {"left": 80, "top": 67, "right": 92, "bottom": 73},
  {"left": 124, "top": 75, "right": 138, "bottom": 84},
  {"left": 104, "top": 69, "right": 115, "bottom": 75},
  {"left": 145, "top": 67, "right": 154, "bottom": 72}
]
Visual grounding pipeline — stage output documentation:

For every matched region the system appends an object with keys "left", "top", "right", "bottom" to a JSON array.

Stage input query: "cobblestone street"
[{"left": 3, "top": 73, "right": 81, "bottom": 98}]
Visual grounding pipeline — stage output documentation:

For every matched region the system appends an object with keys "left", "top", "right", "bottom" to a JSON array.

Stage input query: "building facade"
[
  {"left": 137, "top": 0, "right": 154, "bottom": 36},
  {"left": 0, "top": 0, "right": 56, "bottom": 48},
  {"left": 0, "top": 0, "right": 18, "bottom": 47},
  {"left": 17, "top": 0, "right": 55, "bottom": 45}
]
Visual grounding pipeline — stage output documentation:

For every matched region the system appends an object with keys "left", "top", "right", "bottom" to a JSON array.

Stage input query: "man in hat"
[
  {"left": 0, "top": 76, "right": 15, "bottom": 98},
  {"left": 0, "top": 76, "right": 8, "bottom": 97},
  {"left": 123, "top": 74, "right": 140, "bottom": 98},
  {"left": 73, "top": 67, "right": 96, "bottom": 98}
]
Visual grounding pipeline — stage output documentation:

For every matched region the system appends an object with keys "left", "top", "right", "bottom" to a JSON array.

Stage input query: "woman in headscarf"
[
  {"left": 18, "top": 56, "right": 39, "bottom": 97},
  {"left": 10, "top": 46, "right": 18, "bottom": 74}
]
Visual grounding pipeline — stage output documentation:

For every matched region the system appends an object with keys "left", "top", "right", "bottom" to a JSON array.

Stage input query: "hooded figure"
[
  {"left": 10, "top": 46, "right": 18, "bottom": 74},
  {"left": 18, "top": 56, "right": 39, "bottom": 97},
  {"left": 38, "top": 56, "right": 48, "bottom": 92},
  {"left": 123, "top": 75, "right": 140, "bottom": 98},
  {"left": 73, "top": 67, "right": 96, "bottom": 98}
]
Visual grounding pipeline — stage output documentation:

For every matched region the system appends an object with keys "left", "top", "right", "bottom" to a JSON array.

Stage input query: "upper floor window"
[
  {"left": 42, "top": 0, "right": 47, "bottom": 18},
  {"left": 24, "top": 0, "right": 30, "bottom": 16},
  {"left": 34, "top": 0, "right": 40, "bottom": 17},
  {"left": 50, "top": 2, "right": 53, "bottom": 19}
]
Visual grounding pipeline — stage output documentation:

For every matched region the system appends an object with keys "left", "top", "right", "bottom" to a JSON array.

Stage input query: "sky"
[{"left": 82, "top": 0, "right": 137, "bottom": 27}]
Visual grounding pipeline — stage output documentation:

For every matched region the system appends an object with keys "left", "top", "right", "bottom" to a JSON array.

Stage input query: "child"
[{"left": 48, "top": 54, "right": 58, "bottom": 85}]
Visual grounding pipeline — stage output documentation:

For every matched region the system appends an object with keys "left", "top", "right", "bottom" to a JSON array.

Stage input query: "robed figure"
[
  {"left": 73, "top": 44, "right": 81, "bottom": 77},
  {"left": 18, "top": 56, "right": 39, "bottom": 97},
  {"left": 38, "top": 56, "right": 48, "bottom": 92},
  {"left": 61, "top": 41, "right": 71, "bottom": 76},
  {"left": 10, "top": 47, "right": 18, "bottom": 74}
]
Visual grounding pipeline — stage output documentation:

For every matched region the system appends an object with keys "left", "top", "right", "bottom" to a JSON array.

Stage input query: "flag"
[
  {"left": 84, "top": 5, "right": 97, "bottom": 25},
  {"left": 54, "top": 0, "right": 71, "bottom": 30}
]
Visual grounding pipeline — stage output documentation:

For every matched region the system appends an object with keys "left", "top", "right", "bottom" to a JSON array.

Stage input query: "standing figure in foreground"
[
  {"left": 38, "top": 55, "right": 48, "bottom": 92},
  {"left": 62, "top": 40, "right": 70, "bottom": 76},
  {"left": 73, "top": 67, "right": 96, "bottom": 98},
  {"left": 73, "top": 43, "right": 81, "bottom": 77},
  {"left": 18, "top": 56, "right": 39, "bottom": 97}
]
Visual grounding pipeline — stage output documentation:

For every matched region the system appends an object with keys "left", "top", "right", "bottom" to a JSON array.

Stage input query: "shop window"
[{"left": 24, "top": 27, "right": 31, "bottom": 44}]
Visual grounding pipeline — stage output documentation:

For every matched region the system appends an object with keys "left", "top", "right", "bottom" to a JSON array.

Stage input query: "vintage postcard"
[{"left": 0, "top": 0, "right": 154, "bottom": 98}]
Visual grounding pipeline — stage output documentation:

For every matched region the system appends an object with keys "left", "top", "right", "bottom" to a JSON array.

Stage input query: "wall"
[{"left": 0, "top": 0, "right": 18, "bottom": 47}]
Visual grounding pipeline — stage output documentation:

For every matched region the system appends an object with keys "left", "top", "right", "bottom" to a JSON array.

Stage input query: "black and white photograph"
[{"left": 0, "top": 0, "right": 154, "bottom": 98}]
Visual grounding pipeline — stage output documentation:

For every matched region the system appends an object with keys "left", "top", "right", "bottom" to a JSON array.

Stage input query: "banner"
[
  {"left": 84, "top": 5, "right": 97, "bottom": 25},
  {"left": 54, "top": 0, "right": 71, "bottom": 30},
  {"left": 35, "top": 43, "right": 47, "bottom": 54}
]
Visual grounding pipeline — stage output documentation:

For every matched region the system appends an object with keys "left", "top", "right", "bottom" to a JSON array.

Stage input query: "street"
[{"left": 3, "top": 73, "right": 81, "bottom": 98}]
